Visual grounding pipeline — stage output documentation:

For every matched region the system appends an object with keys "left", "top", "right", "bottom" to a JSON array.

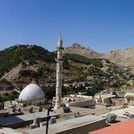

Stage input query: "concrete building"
[
  {"left": 0, "top": 110, "right": 8, "bottom": 118},
  {"left": 125, "top": 92, "right": 134, "bottom": 105},
  {"left": 26, "top": 115, "right": 105, "bottom": 134},
  {"left": 54, "top": 35, "right": 64, "bottom": 109},
  {"left": 95, "top": 94, "right": 115, "bottom": 105},
  {"left": 129, "top": 80, "right": 134, "bottom": 86},
  {"left": 66, "top": 94, "right": 95, "bottom": 108},
  {"left": 0, "top": 111, "right": 59, "bottom": 128},
  {"left": 0, "top": 127, "right": 24, "bottom": 134}
]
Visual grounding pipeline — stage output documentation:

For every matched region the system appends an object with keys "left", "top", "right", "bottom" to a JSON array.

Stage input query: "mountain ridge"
[
  {"left": 64, "top": 43, "right": 134, "bottom": 74},
  {"left": 0, "top": 44, "right": 131, "bottom": 91},
  {"left": 64, "top": 43, "right": 105, "bottom": 58},
  {"left": 102, "top": 47, "right": 134, "bottom": 73}
]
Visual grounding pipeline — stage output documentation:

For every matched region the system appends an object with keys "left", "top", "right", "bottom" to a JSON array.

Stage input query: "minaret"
[{"left": 54, "top": 35, "right": 64, "bottom": 109}]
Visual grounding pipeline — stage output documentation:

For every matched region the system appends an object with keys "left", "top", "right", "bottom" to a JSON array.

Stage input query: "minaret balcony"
[
  {"left": 55, "top": 58, "right": 63, "bottom": 62},
  {"left": 56, "top": 47, "right": 64, "bottom": 50}
]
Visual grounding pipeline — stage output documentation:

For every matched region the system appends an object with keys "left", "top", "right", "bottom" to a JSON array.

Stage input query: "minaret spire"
[
  {"left": 60, "top": 31, "right": 62, "bottom": 38},
  {"left": 54, "top": 34, "right": 64, "bottom": 110},
  {"left": 58, "top": 33, "right": 63, "bottom": 48}
]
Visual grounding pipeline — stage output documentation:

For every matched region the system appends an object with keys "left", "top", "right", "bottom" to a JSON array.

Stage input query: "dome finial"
[{"left": 31, "top": 79, "right": 36, "bottom": 84}]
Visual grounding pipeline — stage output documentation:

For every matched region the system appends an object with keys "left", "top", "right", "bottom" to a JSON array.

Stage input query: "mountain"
[
  {"left": 64, "top": 43, "right": 105, "bottom": 58},
  {"left": 0, "top": 44, "right": 132, "bottom": 92},
  {"left": 0, "top": 44, "right": 56, "bottom": 85},
  {"left": 102, "top": 47, "right": 134, "bottom": 74},
  {"left": 64, "top": 43, "right": 134, "bottom": 74}
]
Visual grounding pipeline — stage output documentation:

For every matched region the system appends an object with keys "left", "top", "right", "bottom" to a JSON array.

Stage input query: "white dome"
[{"left": 19, "top": 84, "right": 45, "bottom": 101}]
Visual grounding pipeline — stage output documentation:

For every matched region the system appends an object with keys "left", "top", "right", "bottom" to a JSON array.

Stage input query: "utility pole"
[{"left": 46, "top": 104, "right": 52, "bottom": 134}]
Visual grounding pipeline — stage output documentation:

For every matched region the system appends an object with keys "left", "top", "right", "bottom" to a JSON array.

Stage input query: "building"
[
  {"left": 125, "top": 92, "right": 134, "bottom": 105},
  {"left": 95, "top": 94, "right": 115, "bottom": 105},
  {"left": 0, "top": 111, "right": 59, "bottom": 128},
  {"left": 0, "top": 110, "right": 8, "bottom": 118},
  {"left": 89, "top": 119, "right": 134, "bottom": 134},
  {"left": 26, "top": 115, "right": 105, "bottom": 134},
  {"left": 66, "top": 94, "right": 95, "bottom": 108},
  {"left": 129, "top": 80, "right": 134, "bottom": 86}
]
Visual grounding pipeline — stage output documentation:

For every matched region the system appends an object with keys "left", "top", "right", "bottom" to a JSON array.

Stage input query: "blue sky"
[{"left": 0, "top": 0, "right": 134, "bottom": 53}]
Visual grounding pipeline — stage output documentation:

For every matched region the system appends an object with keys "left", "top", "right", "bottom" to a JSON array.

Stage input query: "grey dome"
[{"left": 19, "top": 84, "right": 45, "bottom": 101}]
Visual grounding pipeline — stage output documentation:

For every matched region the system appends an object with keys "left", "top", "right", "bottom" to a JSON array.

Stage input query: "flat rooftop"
[
  {"left": 96, "top": 94, "right": 115, "bottom": 99},
  {"left": 0, "top": 127, "right": 26, "bottom": 134},
  {"left": 0, "top": 111, "right": 59, "bottom": 126},
  {"left": 102, "top": 106, "right": 134, "bottom": 120},
  {"left": 26, "top": 115, "right": 105, "bottom": 134},
  {"left": 0, "top": 109, "right": 8, "bottom": 114}
]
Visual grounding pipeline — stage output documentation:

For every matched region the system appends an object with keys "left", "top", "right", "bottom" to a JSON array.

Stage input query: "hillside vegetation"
[
  {"left": 0, "top": 44, "right": 132, "bottom": 93},
  {"left": 0, "top": 45, "right": 56, "bottom": 77}
]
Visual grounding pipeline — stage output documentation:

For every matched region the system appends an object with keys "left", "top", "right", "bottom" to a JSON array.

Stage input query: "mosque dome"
[{"left": 19, "top": 84, "right": 45, "bottom": 101}]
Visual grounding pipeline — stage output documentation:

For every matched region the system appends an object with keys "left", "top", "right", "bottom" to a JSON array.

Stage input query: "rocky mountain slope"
[
  {"left": 102, "top": 47, "right": 134, "bottom": 73},
  {"left": 64, "top": 43, "right": 104, "bottom": 58},
  {"left": 64, "top": 44, "right": 134, "bottom": 74},
  {"left": 0, "top": 44, "right": 132, "bottom": 91}
]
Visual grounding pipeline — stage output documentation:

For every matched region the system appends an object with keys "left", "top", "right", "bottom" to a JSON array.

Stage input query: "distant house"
[
  {"left": 125, "top": 92, "right": 134, "bottom": 105},
  {"left": 129, "top": 80, "right": 134, "bottom": 86}
]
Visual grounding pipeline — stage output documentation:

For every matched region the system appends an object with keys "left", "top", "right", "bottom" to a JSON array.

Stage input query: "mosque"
[
  {"left": 17, "top": 35, "right": 64, "bottom": 108},
  {"left": 1, "top": 36, "right": 107, "bottom": 134}
]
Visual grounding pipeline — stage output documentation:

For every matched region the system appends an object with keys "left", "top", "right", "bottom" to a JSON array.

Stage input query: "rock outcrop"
[
  {"left": 64, "top": 43, "right": 104, "bottom": 58},
  {"left": 102, "top": 47, "right": 134, "bottom": 73}
]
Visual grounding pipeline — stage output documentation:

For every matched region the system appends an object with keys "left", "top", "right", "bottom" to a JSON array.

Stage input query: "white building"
[{"left": 125, "top": 92, "right": 134, "bottom": 105}]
